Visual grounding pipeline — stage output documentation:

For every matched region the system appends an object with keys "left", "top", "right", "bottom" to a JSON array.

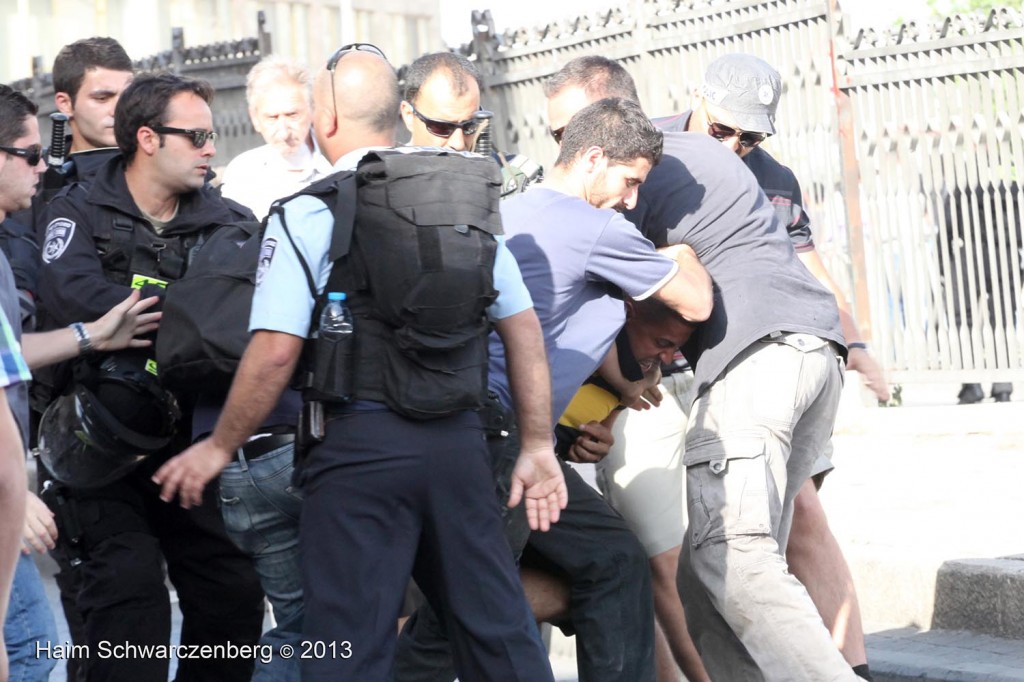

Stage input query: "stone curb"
[
  {"left": 869, "top": 628, "right": 1024, "bottom": 682},
  {"left": 933, "top": 556, "right": 1024, "bottom": 640}
]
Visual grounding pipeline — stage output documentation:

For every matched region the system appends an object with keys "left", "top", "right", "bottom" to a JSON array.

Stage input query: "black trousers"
[
  {"left": 522, "top": 460, "right": 656, "bottom": 682},
  {"left": 393, "top": 409, "right": 656, "bottom": 682},
  {"left": 49, "top": 458, "right": 265, "bottom": 682},
  {"left": 297, "top": 407, "right": 552, "bottom": 682}
]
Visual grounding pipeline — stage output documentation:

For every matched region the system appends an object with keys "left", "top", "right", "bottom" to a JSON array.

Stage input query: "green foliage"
[{"left": 927, "top": 0, "right": 1023, "bottom": 13}]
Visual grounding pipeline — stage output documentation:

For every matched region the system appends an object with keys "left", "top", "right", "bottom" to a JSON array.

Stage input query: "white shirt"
[{"left": 220, "top": 142, "right": 333, "bottom": 220}]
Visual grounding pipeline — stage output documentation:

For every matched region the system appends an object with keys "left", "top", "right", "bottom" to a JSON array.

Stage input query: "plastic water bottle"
[{"left": 318, "top": 292, "right": 355, "bottom": 400}]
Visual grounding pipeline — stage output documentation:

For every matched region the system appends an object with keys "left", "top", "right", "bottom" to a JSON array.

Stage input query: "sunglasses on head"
[
  {"left": 151, "top": 126, "right": 218, "bottom": 149},
  {"left": 549, "top": 125, "right": 566, "bottom": 145},
  {"left": 411, "top": 105, "right": 481, "bottom": 138},
  {"left": 326, "top": 43, "right": 388, "bottom": 118},
  {"left": 706, "top": 119, "right": 768, "bottom": 149},
  {"left": 326, "top": 43, "right": 387, "bottom": 72},
  {"left": 0, "top": 143, "right": 42, "bottom": 166}
]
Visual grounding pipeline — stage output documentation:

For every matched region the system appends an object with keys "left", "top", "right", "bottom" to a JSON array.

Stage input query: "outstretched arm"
[
  {"left": 153, "top": 330, "right": 304, "bottom": 508},
  {"left": 22, "top": 289, "right": 161, "bottom": 370},
  {"left": 493, "top": 308, "right": 567, "bottom": 531},
  {"left": 0, "top": 388, "right": 26, "bottom": 678}
]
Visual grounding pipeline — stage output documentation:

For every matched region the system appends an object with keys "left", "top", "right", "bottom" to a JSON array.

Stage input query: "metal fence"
[
  {"left": 466, "top": 0, "right": 1024, "bottom": 384},
  {"left": 9, "top": 3, "right": 1023, "bottom": 383},
  {"left": 10, "top": 12, "right": 272, "bottom": 170},
  {"left": 835, "top": 6, "right": 1024, "bottom": 383}
]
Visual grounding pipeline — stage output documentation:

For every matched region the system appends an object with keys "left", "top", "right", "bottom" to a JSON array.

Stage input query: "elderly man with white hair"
[{"left": 220, "top": 56, "right": 332, "bottom": 220}]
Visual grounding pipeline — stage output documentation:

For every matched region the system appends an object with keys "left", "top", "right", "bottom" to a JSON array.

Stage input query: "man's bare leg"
[
  {"left": 521, "top": 565, "right": 570, "bottom": 624},
  {"left": 654, "top": 619, "right": 680, "bottom": 682},
  {"left": 650, "top": 546, "right": 711, "bottom": 682},
  {"left": 786, "top": 479, "right": 868, "bottom": 667}
]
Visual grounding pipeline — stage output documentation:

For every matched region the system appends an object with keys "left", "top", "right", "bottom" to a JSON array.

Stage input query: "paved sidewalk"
[
  {"left": 549, "top": 381, "right": 1024, "bottom": 680},
  {"left": 34, "top": 380, "right": 1024, "bottom": 681}
]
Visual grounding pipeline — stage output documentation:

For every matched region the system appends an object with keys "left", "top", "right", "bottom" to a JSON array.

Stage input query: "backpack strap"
[
  {"left": 97, "top": 215, "right": 139, "bottom": 286},
  {"left": 269, "top": 171, "right": 359, "bottom": 330}
]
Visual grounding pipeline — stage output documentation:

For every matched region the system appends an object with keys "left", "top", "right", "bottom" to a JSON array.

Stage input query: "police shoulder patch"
[
  {"left": 42, "top": 218, "right": 76, "bottom": 264},
  {"left": 255, "top": 237, "right": 277, "bottom": 287}
]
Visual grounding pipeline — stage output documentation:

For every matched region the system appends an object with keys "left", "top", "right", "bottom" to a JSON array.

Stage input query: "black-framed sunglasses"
[
  {"left": 151, "top": 126, "right": 218, "bottom": 149},
  {"left": 706, "top": 118, "right": 769, "bottom": 149},
  {"left": 326, "top": 43, "right": 388, "bottom": 118},
  {"left": 410, "top": 105, "right": 481, "bottom": 138},
  {"left": 549, "top": 125, "right": 566, "bottom": 145},
  {"left": 0, "top": 143, "right": 42, "bottom": 166}
]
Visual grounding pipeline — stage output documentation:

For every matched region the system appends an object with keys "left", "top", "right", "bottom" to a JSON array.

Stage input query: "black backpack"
[
  {"left": 155, "top": 220, "right": 263, "bottom": 396},
  {"left": 282, "top": 149, "right": 503, "bottom": 419}
]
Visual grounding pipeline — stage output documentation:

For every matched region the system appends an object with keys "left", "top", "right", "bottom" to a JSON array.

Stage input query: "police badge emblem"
[
  {"left": 42, "top": 218, "right": 76, "bottom": 263},
  {"left": 256, "top": 237, "right": 277, "bottom": 286}
]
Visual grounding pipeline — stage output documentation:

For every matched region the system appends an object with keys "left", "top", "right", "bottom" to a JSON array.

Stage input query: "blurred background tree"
[{"left": 927, "top": 0, "right": 1023, "bottom": 12}]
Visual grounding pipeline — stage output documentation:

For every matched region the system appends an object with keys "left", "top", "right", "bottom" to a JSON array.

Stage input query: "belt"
[{"left": 240, "top": 433, "right": 296, "bottom": 460}]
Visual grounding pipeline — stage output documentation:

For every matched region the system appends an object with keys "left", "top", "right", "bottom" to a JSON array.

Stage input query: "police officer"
[
  {"left": 17, "top": 38, "right": 135, "bottom": 682},
  {"left": 155, "top": 45, "right": 566, "bottom": 681},
  {"left": 36, "top": 73, "right": 264, "bottom": 682}
]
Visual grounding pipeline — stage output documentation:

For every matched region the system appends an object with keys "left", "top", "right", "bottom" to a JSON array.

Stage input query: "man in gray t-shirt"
[
  {"left": 545, "top": 57, "right": 856, "bottom": 682},
  {"left": 654, "top": 53, "right": 879, "bottom": 681}
]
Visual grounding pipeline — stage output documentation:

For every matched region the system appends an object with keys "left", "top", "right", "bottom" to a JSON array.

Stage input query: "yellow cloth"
[{"left": 558, "top": 381, "right": 620, "bottom": 429}]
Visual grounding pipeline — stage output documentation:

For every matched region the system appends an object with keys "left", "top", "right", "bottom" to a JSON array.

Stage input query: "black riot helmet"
[{"left": 37, "top": 351, "right": 180, "bottom": 488}]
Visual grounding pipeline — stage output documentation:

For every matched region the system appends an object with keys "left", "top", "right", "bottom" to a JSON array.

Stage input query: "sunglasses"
[
  {"left": 326, "top": 43, "right": 388, "bottom": 118},
  {"left": 706, "top": 119, "right": 768, "bottom": 149},
  {"left": 151, "top": 126, "right": 218, "bottom": 149},
  {"left": 0, "top": 143, "right": 43, "bottom": 166},
  {"left": 549, "top": 125, "right": 566, "bottom": 145},
  {"left": 411, "top": 105, "right": 481, "bottom": 139}
]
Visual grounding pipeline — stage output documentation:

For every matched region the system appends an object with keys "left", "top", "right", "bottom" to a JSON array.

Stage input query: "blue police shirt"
[{"left": 250, "top": 148, "right": 533, "bottom": 337}]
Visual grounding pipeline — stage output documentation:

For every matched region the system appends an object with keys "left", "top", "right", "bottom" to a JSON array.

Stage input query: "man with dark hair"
[
  {"left": 545, "top": 56, "right": 859, "bottom": 682},
  {"left": 13, "top": 39, "right": 135, "bottom": 682},
  {"left": 489, "top": 96, "right": 708, "bottom": 682},
  {"left": 53, "top": 36, "right": 134, "bottom": 157},
  {"left": 36, "top": 72, "right": 265, "bottom": 682},
  {"left": 401, "top": 52, "right": 483, "bottom": 152},
  {"left": 0, "top": 83, "right": 41, "bottom": 682},
  {"left": 552, "top": 96, "right": 661, "bottom": 169},
  {"left": 0, "top": 83, "right": 161, "bottom": 682},
  {"left": 542, "top": 55, "right": 640, "bottom": 143},
  {"left": 0, "top": 87, "right": 41, "bottom": 206},
  {"left": 395, "top": 97, "right": 711, "bottom": 682}
]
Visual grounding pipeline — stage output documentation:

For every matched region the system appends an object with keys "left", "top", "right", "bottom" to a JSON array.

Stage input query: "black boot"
[
  {"left": 958, "top": 383, "right": 985, "bottom": 404},
  {"left": 992, "top": 382, "right": 1013, "bottom": 403}
]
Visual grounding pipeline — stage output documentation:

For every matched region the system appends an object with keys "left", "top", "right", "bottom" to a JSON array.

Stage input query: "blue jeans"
[
  {"left": 219, "top": 441, "right": 303, "bottom": 682},
  {"left": 5, "top": 553, "right": 58, "bottom": 682}
]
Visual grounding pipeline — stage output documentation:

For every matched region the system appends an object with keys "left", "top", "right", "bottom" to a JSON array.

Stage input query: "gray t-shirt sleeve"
[{"left": 586, "top": 212, "right": 679, "bottom": 300}]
